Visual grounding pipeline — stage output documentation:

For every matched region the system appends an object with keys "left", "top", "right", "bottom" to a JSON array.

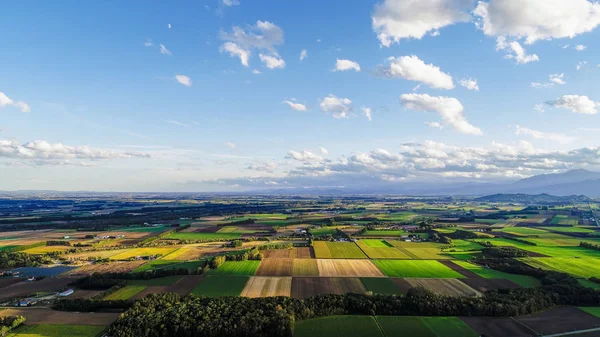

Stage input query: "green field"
[
  {"left": 361, "top": 230, "right": 407, "bottom": 237},
  {"left": 356, "top": 240, "right": 411, "bottom": 259},
  {"left": 360, "top": 278, "right": 403, "bottom": 295},
  {"left": 577, "top": 279, "right": 600, "bottom": 290},
  {"left": 191, "top": 275, "right": 249, "bottom": 297},
  {"left": 128, "top": 276, "right": 182, "bottom": 286},
  {"left": 0, "top": 245, "right": 18, "bottom": 251},
  {"left": 376, "top": 316, "right": 435, "bottom": 336},
  {"left": 310, "top": 226, "right": 340, "bottom": 236},
  {"left": 313, "top": 241, "right": 367, "bottom": 259},
  {"left": 420, "top": 317, "right": 479, "bottom": 337},
  {"left": 452, "top": 261, "right": 540, "bottom": 287},
  {"left": 134, "top": 260, "right": 182, "bottom": 271},
  {"left": 109, "top": 247, "right": 177, "bottom": 260},
  {"left": 373, "top": 260, "right": 464, "bottom": 278},
  {"left": 103, "top": 285, "right": 147, "bottom": 300},
  {"left": 7, "top": 324, "right": 106, "bottom": 337},
  {"left": 539, "top": 226, "right": 598, "bottom": 234},
  {"left": 167, "top": 232, "right": 242, "bottom": 240},
  {"left": 550, "top": 215, "right": 579, "bottom": 226},
  {"left": 579, "top": 307, "right": 600, "bottom": 318},
  {"left": 206, "top": 260, "right": 260, "bottom": 276},
  {"left": 475, "top": 238, "right": 600, "bottom": 258},
  {"left": 521, "top": 257, "right": 600, "bottom": 278},
  {"left": 294, "top": 316, "right": 383, "bottom": 337}
]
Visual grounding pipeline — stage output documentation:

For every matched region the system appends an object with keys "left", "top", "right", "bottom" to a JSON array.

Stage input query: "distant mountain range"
[{"left": 475, "top": 193, "right": 592, "bottom": 203}]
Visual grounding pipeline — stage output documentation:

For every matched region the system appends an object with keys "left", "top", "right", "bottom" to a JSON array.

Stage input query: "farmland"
[
  {"left": 2, "top": 195, "right": 600, "bottom": 336},
  {"left": 7, "top": 324, "right": 106, "bottom": 337}
]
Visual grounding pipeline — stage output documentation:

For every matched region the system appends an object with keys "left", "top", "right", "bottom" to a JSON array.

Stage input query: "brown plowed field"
[
  {"left": 63, "top": 261, "right": 147, "bottom": 276},
  {"left": 515, "top": 306, "right": 600, "bottom": 335},
  {"left": 0, "top": 308, "right": 118, "bottom": 325},
  {"left": 255, "top": 259, "right": 293, "bottom": 276},
  {"left": 390, "top": 278, "right": 413, "bottom": 293},
  {"left": 405, "top": 278, "right": 480, "bottom": 297},
  {"left": 317, "top": 259, "right": 384, "bottom": 277},
  {"left": 240, "top": 276, "right": 292, "bottom": 297},
  {"left": 459, "top": 278, "right": 520, "bottom": 292},
  {"left": 291, "top": 277, "right": 366, "bottom": 298},
  {"left": 0, "top": 277, "right": 75, "bottom": 301},
  {"left": 261, "top": 247, "right": 314, "bottom": 259},
  {"left": 461, "top": 317, "right": 535, "bottom": 337},
  {"left": 440, "top": 260, "right": 481, "bottom": 278}
]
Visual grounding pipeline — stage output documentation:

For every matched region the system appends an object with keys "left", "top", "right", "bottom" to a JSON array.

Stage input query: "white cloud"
[
  {"left": 474, "top": 0, "right": 600, "bottom": 44},
  {"left": 362, "top": 107, "right": 372, "bottom": 121},
  {"left": 576, "top": 44, "right": 587, "bottom": 51},
  {"left": 159, "top": 44, "right": 172, "bottom": 56},
  {"left": 219, "top": 42, "right": 250, "bottom": 67},
  {"left": 259, "top": 54, "right": 285, "bottom": 69},
  {"left": 334, "top": 59, "right": 361, "bottom": 72},
  {"left": 400, "top": 93, "right": 483, "bottom": 135},
  {"left": 0, "top": 139, "right": 149, "bottom": 164},
  {"left": 426, "top": 121, "right": 443, "bottom": 129},
  {"left": 219, "top": 21, "right": 284, "bottom": 67},
  {"left": 167, "top": 120, "right": 189, "bottom": 127},
  {"left": 562, "top": 44, "right": 570, "bottom": 49},
  {"left": 246, "top": 161, "right": 276, "bottom": 173},
  {"left": 175, "top": 75, "right": 192, "bottom": 87},
  {"left": 459, "top": 78, "right": 479, "bottom": 91},
  {"left": 144, "top": 39, "right": 153, "bottom": 47},
  {"left": 577, "top": 61, "right": 588, "bottom": 70},
  {"left": 534, "top": 104, "right": 546, "bottom": 113},
  {"left": 222, "top": 0, "right": 240, "bottom": 6},
  {"left": 226, "top": 142, "right": 236, "bottom": 149},
  {"left": 377, "top": 55, "right": 454, "bottom": 89},
  {"left": 495, "top": 37, "right": 539, "bottom": 64},
  {"left": 515, "top": 125, "right": 575, "bottom": 144},
  {"left": 287, "top": 150, "right": 323, "bottom": 163},
  {"left": 252, "top": 69, "right": 261, "bottom": 75},
  {"left": 168, "top": 24, "right": 172, "bottom": 29},
  {"left": 372, "top": 0, "right": 472, "bottom": 47},
  {"left": 320, "top": 95, "right": 352, "bottom": 119},
  {"left": 300, "top": 49, "right": 308, "bottom": 61},
  {"left": 283, "top": 100, "right": 307, "bottom": 111},
  {"left": 531, "top": 73, "right": 566, "bottom": 88},
  {"left": 547, "top": 95, "right": 599, "bottom": 114},
  {"left": 0, "top": 92, "right": 30, "bottom": 113},
  {"left": 319, "top": 147, "right": 329, "bottom": 155}
]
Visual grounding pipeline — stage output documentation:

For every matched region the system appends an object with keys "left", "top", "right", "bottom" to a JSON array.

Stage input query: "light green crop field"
[
  {"left": 360, "top": 278, "right": 404, "bottom": 295},
  {"left": 539, "top": 226, "right": 598, "bottom": 234},
  {"left": 191, "top": 275, "right": 249, "bottom": 297},
  {"left": 356, "top": 240, "right": 411, "bottom": 259},
  {"left": 521, "top": 257, "right": 600, "bottom": 278},
  {"left": 7, "top": 324, "right": 106, "bottom": 337},
  {"left": 361, "top": 230, "right": 407, "bottom": 237},
  {"left": 452, "top": 261, "right": 540, "bottom": 287},
  {"left": 309, "top": 227, "right": 339, "bottom": 236},
  {"left": 109, "top": 247, "right": 178, "bottom": 260},
  {"left": 294, "top": 316, "right": 384, "bottom": 337},
  {"left": 206, "top": 260, "right": 261, "bottom": 276},
  {"left": 578, "top": 279, "right": 600, "bottom": 290},
  {"left": 167, "top": 232, "right": 241, "bottom": 240},
  {"left": 128, "top": 276, "right": 182, "bottom": 286},
  {"left": 313, "top": 241, "right": 367, "bottom": 259},
  {"left": 475, "top": 238, "right": 600, "bottom": 258},
  {"left": 103, "top": 285, "right": 147, "bottom": 300},
  {"left": 421, "top": 317, "right": 479, "bottom": 337},
  {"left": 373, "top": 260, "right": 464, "bottom": 278},
  {"left": 579, "top": 307, "right": 600, "bottom": 318},
  {"left": 550, "top": 215, "right": 579, "bottom": 226},
  {"left": 495, "top": 227, "right": 551, "bottom": 236},
  {"left": 376, "top": 316, "right": 436, "bottom": 337}
]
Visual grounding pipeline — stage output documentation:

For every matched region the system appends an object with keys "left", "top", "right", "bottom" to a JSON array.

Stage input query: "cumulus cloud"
[
  {"left": 287, "top": 150, "right": 323, "bottom": 163},
  {"left": 372, "top": 0, "right": 473, "bottom": 47},
  {"left": 283, "top": 100, "right": 307, "bottom": 111},
  {"left": 319, "top": 147, "right": 329, "bottom": 155},
  {"left": 547, "top": 95, "right": 599, "bottom": 114},
  {"left": 222, "top": 0, "right": 240, "bottom": 6},
  {"left": 577, "top": 61, "right": 588, "bottom": 70},
  {"left": 259, "top": 53, "right": 285, "bottom": 69},
  {"left": 495, "top": 37, "right": 539, "bottom": 64},
  {"left": 159, "top": 44, "right": 172, "bottom": 56},
  {"left": 0, "top": 140, "right": 148, "bottom": 165},
  {"left": 175, "top": 75, "right": 192, "bottom": 87},
  {"left": 377, "top": 55, "right": 454, "bottom": 89},
  {"left": 220, "top": 20, "right": 284, "bottom": 68},
  {"left": 534, "top": 104, "right": 546, "bottom": 113},
  {"left": 576, "top": 44, "right": 587, "bottom": 51},
  {"left": 246, "top": 161, "right": 276, "bottom": 173},
  {"left": 220, "top": 42, "right": 250, "bottom": 67},
  {"left": 320, "top": 95, "right": 352, "bottom": 119},
  {"left": 515, "top": 125, "right": 575, "bottom": 144},
  {"left": 0, "top": 92, "right": 30, "bottom": 113},
  {"left": 362, "top": 107, "right": 372, "bottom": 121},
  {"left": 300, "top": 49, "right": 308, "bottom": 61},
  {"left": 531, "top": 73, "right": 566, "bottom": 88},
  {"left": 334, "top": 59, "right": 361, "bottom": 72},
  {"left": 252, "top": 69, "right": 261, "bottom": 75},
  {"left": 459, "top": 78, "right": 479, "bottom": 91},
  {"left": 400, "top": 93, "right": 482, "bottom": 135}
]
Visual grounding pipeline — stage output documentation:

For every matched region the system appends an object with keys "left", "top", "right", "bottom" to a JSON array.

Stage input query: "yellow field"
[
  {"left": 317, "top": 259, "right": 384, "bottom": 277},
  {"left": 292, "top": 259, "right": 320, "bottom": 276},
  {"left": 24, "top": 246, "right": 72, "bottom": 254},
  {"left": 160, "top": 248, "right": 192, "bottom": 260},
  {"left": 240, "top": 276, "right": 292, "bottom": 297},
  {"left": 110, "top": 247, "right": 178, "bottom": 260}
]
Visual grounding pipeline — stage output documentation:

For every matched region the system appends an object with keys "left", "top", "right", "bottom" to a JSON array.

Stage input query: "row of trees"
[
  {"left": 0, "top": 251, "right": 54, "bottom": 269},
  {"left": 0, "top": 315, "right": 26, "bottom": 335}
]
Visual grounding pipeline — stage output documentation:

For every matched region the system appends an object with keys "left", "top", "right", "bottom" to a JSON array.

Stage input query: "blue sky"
[{"left": 1, "top": 0, "right": 600, "bottom": 192}]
